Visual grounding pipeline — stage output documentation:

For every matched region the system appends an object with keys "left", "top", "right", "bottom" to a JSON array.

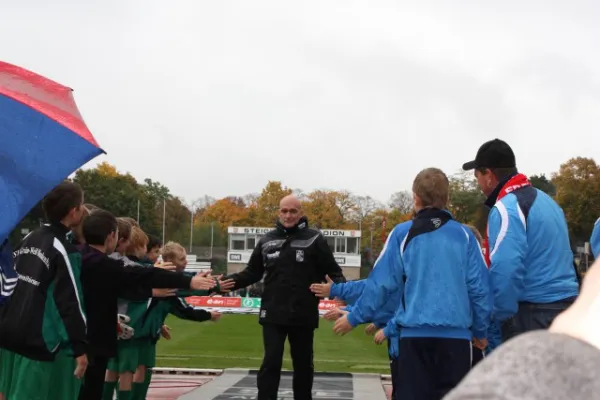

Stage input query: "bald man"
[{"left": 221, "top": 195, "right": 346, "bottom": 400}]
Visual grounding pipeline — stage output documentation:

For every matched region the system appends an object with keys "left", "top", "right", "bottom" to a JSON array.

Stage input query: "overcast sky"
[{"left": 2, "top": 0, "right": 599, "bottom": 204}]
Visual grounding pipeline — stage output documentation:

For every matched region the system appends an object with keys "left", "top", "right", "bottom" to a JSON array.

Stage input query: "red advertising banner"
[
  {"left": 318, "top": 299, "right": 345, "bottom": 310},
  {"left": 185, "top": 296, "right": 344, "bottom": 311},
  {"left": 185, "top": 296, "right": 242, "bottom": 308}
]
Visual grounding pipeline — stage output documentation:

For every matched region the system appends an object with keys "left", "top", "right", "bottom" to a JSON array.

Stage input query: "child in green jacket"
[{"left": 130, "top": 241, "right": 221, "bottom": 400}]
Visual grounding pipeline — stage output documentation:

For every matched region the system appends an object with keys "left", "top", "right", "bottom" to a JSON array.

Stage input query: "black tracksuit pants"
[
  {"left": 78, "top": 354, "right": 109, "bottom": 400},
  {"left": 387, "top": 340, "right": 398, "bottom": 400},
  {"left": 471, "top": 344, "right": 485, "bottom": 367},
  {"left": 395, "top": 337, "right": 471, "bottom": 400},
  {"left": 257, "top": 323, "right": 315, "bottom": 400}
]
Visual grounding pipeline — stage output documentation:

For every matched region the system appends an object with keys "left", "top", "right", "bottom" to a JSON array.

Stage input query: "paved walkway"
[{"left": 147, "top": 369, "right": 389, "bottom": 400}]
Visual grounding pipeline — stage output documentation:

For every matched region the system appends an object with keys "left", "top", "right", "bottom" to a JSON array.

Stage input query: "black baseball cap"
[{"left": 462, "top": 139, "right": 516, "bottom": 171}]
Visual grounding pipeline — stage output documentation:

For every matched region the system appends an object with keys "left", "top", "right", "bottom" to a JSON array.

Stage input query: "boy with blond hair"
[
  {"left": 334, "top": 168, "right": 492, "bottom": 400},
  {"left": 131, "top": 241, "right": 221, "bottom": 399}
]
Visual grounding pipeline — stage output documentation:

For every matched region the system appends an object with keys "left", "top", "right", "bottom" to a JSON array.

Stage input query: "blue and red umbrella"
[{"left": 0, "top": 60, "right": 104, "bottom": 242}]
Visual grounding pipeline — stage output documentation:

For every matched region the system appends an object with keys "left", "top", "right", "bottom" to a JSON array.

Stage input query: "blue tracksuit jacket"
[
  {"left": 487, "top": 187, "right": 579, "bottom": 322},
  {"left": 331, "top": 279, "right": 401, "bottom": 357},
  {"left": 591, "top": 218, "right": 600, "bottom": 259},
  {"left": 347, "top": 208, "right": 492, "bottom": 341}
]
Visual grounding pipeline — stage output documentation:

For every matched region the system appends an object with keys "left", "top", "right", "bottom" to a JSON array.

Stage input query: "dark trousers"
[
  {"left": 470, "top": 344, "right": 485, "bottom": 368},
  {"left": 501, "top": 298, "right": 575, "bottom": 341},
  {"left": 387, "top": 340, "right": 398, "bottom": 400},
  {"left": 395, "top": 338, "right": 471, "bottom": 400},
  {"left": 78, "top": 354, "right": 108, "bottom": 400},
  {"left": 257, "top": 323, "right": 314, "bottom": 400}
]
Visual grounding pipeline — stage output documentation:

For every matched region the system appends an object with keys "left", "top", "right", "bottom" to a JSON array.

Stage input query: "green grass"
[{"left": 155, "top": 314, "right": 390, "bottom": 374}]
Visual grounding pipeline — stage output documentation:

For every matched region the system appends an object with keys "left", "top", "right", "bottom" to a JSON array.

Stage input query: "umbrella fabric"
[{"left": 0, "top": 61, "right": 104, "bottom": 242}]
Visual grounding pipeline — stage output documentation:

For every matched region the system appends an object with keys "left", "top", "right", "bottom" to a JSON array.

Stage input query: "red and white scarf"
[{"left": 483, "top": 173, "right": 532, "bottom": 267}]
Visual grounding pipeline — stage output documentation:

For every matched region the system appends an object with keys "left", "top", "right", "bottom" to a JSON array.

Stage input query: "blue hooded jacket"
[
  {"left": 591, "top": 218, "right": 600, "bottom": 259},
  {"left": 486, "top": 186, "right": 579, "bottom": 322},
  {"left": 330, "top": 279, "right": 366, "bottom": 306},
  {"left": 347, "top": 209, "right": 492, "bottom": 342},
  {"left": 0, "top": 239, "right": 17, "bottom": 305}
]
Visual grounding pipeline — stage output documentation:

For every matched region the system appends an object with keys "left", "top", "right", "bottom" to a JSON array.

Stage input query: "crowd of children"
[{"left": 0, "top": 182, "right": 225, "bottom": 400}]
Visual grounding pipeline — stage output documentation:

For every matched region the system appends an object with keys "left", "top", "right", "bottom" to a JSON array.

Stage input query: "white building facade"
[{"left": 227, "top": 226, "right": 362, "bottom": 280}]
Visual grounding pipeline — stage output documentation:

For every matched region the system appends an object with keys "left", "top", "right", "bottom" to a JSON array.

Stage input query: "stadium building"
[{"left": 227, "top": 226, "right": 362, "bottom": 280}]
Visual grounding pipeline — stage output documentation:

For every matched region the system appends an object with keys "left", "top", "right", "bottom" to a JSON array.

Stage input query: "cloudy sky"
[{"left": 2, "top": 0, "right": 599, "bottom": 204}]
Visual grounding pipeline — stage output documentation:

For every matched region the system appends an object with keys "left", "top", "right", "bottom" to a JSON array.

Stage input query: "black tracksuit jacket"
[{"left": 227, "top": 217, "right": 346, "bottom": 328}]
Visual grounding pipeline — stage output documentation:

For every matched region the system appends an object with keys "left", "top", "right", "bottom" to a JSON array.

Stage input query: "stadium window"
[
  {"left": 230, "top": 234, "right": 246, "bottom": 250},
  {"left": 346, "top": 237, "right": 358, "bottom": 254},
  {"left": 326, "top": 237, "right": 335, "bottom": 253},
  {"left": 247, "top": 236, "right": 256, "bottom": 250},
  {"left": 335, "top": 237, "right": 346, "bottom": 253}
]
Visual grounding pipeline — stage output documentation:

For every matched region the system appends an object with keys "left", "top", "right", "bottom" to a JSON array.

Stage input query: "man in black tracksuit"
[{"left": 221, "top": 195, "right": 346, "bottom": 400}]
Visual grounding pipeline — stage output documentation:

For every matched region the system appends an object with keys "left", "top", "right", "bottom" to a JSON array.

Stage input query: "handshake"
[
  {"left": 153, "top": 262, "right": 237, "bottom": 293},
  {"left": 189, "top": 271, "right": 237, "bottom": 292}
]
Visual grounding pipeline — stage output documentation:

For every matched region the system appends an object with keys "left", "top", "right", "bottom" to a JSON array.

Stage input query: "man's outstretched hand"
[
  {"left": 218, "top": 278, "right": 236, "bottom": 292},
  {"left": 310, "top": 275, "right": 334, "bottom": 298}
]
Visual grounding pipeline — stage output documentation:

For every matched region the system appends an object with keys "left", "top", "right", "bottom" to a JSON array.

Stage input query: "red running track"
[{"left": 147, "top": 375, "right": 215, "bottom": 399}]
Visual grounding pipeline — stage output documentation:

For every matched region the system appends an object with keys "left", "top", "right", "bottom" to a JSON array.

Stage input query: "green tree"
[
  {"left": 447, "top": 171, "right": 486, "bottom": 225},
  {"left": 73, "top": 167, "right": 139, "bottom": 220},
  {"left": 529, "top": 174, "right": 556, "bottom": 196}
]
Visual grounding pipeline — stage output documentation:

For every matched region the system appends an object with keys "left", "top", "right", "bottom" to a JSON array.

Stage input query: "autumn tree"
[
  {"left": 552, "top": 157, "right": 600, "bottom": 243},
  {"left": 302, "top": 190, "right": 353, "bottom": 229},
  {"left": 248, "top": 181, "right": 292, "bottom": 226},
  {"left": 199, "top": 198, "right": 249, "bottom": 230},
  {"left": 95, "top": 161, "right": 120, "bottom": 177}
]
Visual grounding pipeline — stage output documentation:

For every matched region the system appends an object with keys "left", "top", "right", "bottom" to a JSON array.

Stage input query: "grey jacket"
[{"left": 445, "top": 331, "right": 600, "bottom": 399}]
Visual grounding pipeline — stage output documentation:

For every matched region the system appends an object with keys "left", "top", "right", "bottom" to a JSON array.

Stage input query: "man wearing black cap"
[{"left": 462, "top": 139, "right": 579, "bottom": 342}]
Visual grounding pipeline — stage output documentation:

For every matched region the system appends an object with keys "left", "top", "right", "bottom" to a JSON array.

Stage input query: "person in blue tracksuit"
[
  {"left": 591, "top": 218, "right": 600, "bottom": 259},
  {"left": 311, "top": 277, "right": 401, "bottom": 399},
  {"left": 332, "top": 168, "right": 492, "bottom": 400},
  {"left": 462, "top": 139, "right": 579, "bottom": 341}
]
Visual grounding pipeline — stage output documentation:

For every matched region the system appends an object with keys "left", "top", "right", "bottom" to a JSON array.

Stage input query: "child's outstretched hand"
[
  {"left": 374, "top": 329, "right": 387, "bottom": 345},
  {"left": 161, "top": 325, "right": 172, "bottom": 340},
  {"left": 365, "top": 323, "right": 378, "bottom": 336},
  {"left": 210, "top": 311, "right": 222, "bottom": 321},
  {"left": 154, "top": 261, "right": 177, "bottom": 271}
]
